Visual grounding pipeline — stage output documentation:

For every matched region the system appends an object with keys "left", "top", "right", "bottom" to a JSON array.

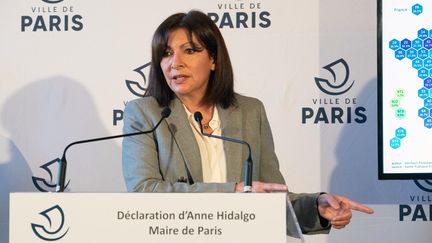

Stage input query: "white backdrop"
[{"left": 0, "top": 1, "right": 431, "bottom": 243}]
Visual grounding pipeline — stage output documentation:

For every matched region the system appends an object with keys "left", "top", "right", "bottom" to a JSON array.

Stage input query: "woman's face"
[{"left": 160, "top": 28, "right": 215, "bottom": 102}]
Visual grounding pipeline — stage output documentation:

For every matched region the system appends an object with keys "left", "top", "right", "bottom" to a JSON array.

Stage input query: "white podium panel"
[{"left": 10, "top": 193, "right": 287, "bottom": 243}]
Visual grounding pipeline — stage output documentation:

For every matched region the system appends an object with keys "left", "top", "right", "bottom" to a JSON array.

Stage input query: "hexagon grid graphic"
[
  {"left": 388, "top": 11, "right": 432, "bottom": 130},
  {"left": 390, "top": 127, "right": 407, "bottom": 149}
]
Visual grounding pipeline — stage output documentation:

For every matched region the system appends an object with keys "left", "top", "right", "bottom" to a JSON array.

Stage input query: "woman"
[{"left": 122, "top": 10, "right": 373, "bottom": 234}]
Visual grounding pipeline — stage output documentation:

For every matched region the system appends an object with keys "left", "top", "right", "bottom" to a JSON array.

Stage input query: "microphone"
[
  {"left": 55, "top": 107, "right": 171, "bottom": 192},
  {"left": 193, "top": 111, "right": 253, "bottom": 192}
]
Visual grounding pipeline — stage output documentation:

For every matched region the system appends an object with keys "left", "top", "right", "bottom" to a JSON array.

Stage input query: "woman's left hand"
[{"left": 317, "top": 193, "right": 374, "bottom": 229}]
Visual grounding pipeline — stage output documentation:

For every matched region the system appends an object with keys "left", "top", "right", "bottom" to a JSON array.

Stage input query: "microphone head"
[
  {"left": 161, "top": 107, "right": 171, "bottom": 118},
  {"left": 193, "top": 111, "right": 203, "bottom": 122}
]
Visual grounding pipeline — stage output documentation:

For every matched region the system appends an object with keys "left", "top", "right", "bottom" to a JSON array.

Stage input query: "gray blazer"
[{"left": 122, "top": 94, "right": 329, "bottom": 234}]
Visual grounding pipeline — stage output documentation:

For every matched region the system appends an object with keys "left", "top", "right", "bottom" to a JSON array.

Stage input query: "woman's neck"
[{"left": 180, "top": 97, "right": 214, "bottom": 125}]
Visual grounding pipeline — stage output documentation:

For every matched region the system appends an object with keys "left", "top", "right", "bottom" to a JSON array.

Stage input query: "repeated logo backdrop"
[
  {"left": 302, "top": 58, "right": 367, "bottom": 125},
  {"left": 20, "top": 0, "right": 83, "bottom": 32},
  {"left": 1, "top": 1, "right": 431, "bottom": 243}
]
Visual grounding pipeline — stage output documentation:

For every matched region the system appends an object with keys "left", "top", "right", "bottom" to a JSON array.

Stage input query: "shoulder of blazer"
[{"left": 232, "top": 94, "right": 265, "bottom": 113}]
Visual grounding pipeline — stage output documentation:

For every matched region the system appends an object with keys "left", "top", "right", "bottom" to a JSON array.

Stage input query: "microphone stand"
[
  {"left": 56, "top": 107, "right": 171, "bottom": 192},
  {"left": 194, "top": 112, "right": 253, "bottom": 192}
]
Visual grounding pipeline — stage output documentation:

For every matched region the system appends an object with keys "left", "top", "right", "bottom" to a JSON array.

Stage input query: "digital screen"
[{"left": 378, "top": 0, "right": 432, "bottom": 179}]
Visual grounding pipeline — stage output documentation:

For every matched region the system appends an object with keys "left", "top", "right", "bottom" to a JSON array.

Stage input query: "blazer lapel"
[
  {"left": 165, "top": 98, "right": 203, "bottom": 182},
  {"left": 218, "top": 105, "right": 244, "bottom": 182}
]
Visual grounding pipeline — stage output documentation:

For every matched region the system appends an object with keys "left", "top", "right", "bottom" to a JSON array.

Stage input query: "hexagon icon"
[
  {"left": 424, "top": 58, "right": 432, "bottom": 68},
  {"left": 418, "top": 48, "right": 429, "bottom": 59},
  {"left": 413, "top": 38, "right": 423, "bottom": 49},
  {"left": 418, "top": 28, "right": 428, "bottom": 39},
  {"left": 395, "top": 89, "right": 405, "bottom": 98},
  {"left": 395, "top": 108, "right": 406, "bottom": 119},
  {"left": 424, "top": 97, "right": 432, "bottom": 109},
  {"left": 412, "top": 58, "right": 423, "bottom": 70},
  {"left": 395, "top": 127, "right": 407, "bottom": 139},
  {"left": 390, "top": 99, "right": 400, "bottom": 108},
  {"left": 390, "top": 137, "right": 401, "bottom": 149},
  {"left": 401, "top": 39, "right": 412, "bottom": 50},
  {"left": 419, "top": 107, "right": 428, "bottom": 119},
  {"left": 418, "top": 68, "right": 428, "bottom": 79},
  {"left": 424, "top": 78, "right": 432, "bottom": 89},
  {"left": 412, "top": 4, "right": 423, "bottom": 15},
  {"left": 406, "top": 49, "right": 417, "bottom": 60},
  {"left": 424, "top": 38, "right": 432, "bottom": 49},
  {"left": 395, "top": 49, "right": 406, "bottom": 60},
  {"left": 419, "top": 87, "right": 429, "bottom": 99},
  {"left": 389, "top": 39, "right": 400, "bottom": 50},
  {"left": 425, "top": 117, "right": 432, "bottom": 129}
]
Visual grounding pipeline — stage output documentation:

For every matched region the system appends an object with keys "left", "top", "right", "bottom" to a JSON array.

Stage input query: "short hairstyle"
[{"left": 146, "top": 10, "right": 236, "bottom": 108}]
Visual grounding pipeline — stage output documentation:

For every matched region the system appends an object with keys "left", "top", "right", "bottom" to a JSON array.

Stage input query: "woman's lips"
[{"left": 172, "top": 74, "right": 188, "bottom": 83}]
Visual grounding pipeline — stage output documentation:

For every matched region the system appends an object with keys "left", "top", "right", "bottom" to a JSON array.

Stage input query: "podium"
[{"left": 10, "top": 193, "right": 304, "bottom": 243}]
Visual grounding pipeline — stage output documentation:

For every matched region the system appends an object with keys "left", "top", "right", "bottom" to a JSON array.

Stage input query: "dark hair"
[{"left": 146, "top": 10, "right": 236, "bottom": 108}]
